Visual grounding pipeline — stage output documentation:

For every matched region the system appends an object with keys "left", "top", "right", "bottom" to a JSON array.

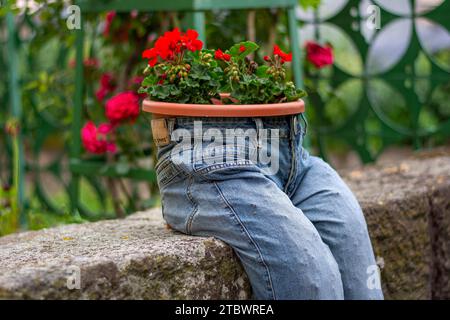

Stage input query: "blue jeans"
[{"left": 155, "top": 115, "right": 383, "bottom": 300}]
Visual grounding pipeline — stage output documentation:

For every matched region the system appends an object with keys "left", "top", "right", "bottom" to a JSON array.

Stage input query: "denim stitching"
[
  {"left": 284, "top": 118, "right": 297, "bottom": 194},
  {"left": 195, "top": 160, "right": 253, "bottom": 175},
  {"left": 213, "top": 181, "right": 276, "bottom": 300},
  {"left": 185, "top": 176, "right": 199, "bottom": 235},
  {"left": 157, "top": 163, "right": 185, "bottom": 190}
]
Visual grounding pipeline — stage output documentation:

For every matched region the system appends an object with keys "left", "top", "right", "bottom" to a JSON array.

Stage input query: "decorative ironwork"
[{"left": 298, "top": 0, "right": 450, "bottom": 163}]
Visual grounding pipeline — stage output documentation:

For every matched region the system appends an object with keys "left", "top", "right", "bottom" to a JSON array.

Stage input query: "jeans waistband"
[
  {"left": 174, "top": 115, "right": 292, "bottom": 126},
  {"left": 170, "top": 115, "right": 306, "bottom": 138}
]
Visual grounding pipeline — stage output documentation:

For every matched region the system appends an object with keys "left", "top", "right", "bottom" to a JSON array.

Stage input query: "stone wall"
[{"left": 0, "top": 150, "right": 449, "bottom": 299}]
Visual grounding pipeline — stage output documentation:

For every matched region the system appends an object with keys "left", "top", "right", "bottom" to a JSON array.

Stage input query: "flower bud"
[{"left": 143, "top": 66, "right": 151, "bottom": 75}]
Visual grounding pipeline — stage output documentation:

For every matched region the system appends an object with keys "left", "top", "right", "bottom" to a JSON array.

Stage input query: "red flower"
[
  {"left": 263, "top": 55, "right": 270, "bottom": 62},
  {"left": 239, "top": 45, "right": 246, "bottom": 53},
  {"left": 183, "top": 29, "right": 203, "bottom": 51},
  {"left": 305, "top": 41, "right": 333, "bottom": 68},
  {"left": 214, "top": 49, "right": 231, "bottom": 61},
  {"left": 142, "top": 28, "right": 203, "bottom": 67},
  {"left": 105, "top": 92, "right": 140, "bottom": 125},
  {"left": 103, "top": 11, "right": 116, "bottom": 37},
  {"left": 96, "top": 73, "right": 116, "bottom": 102},
  {"left": 81, "top": 121, "right": 116, "bottom": 154},
  {"left": 142, "top": 48, "right": 159, "bottom": 67},
  {"left": 156, "top": 28, "right": 180, "bottom": 59},
  {"left": 273, "top": 45, "right": 292, "bottom": 63}
]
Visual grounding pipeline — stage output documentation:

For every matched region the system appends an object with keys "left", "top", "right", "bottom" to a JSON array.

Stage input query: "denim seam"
[
  {"left": 194, "top": 160, "right": 253, "bottom": 176},
  {"left": 185, "top": 176, "right": 199, "bottom": 235},
  {"left": 284, "top": 120, "right": 297, "bottom": 194},
  {"left": 158, "top": 166, "right": 185, "bottom": 191},
  {"left": 213, "top": 181, "right": 276, "bottom": 300}
]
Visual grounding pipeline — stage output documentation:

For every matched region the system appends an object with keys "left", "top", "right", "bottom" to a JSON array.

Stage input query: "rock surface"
[
  {"left": 342, "top": 149, "right": 450, "bottom": 299},
  {"left": 0, "top": 150, "right": 449, "bottom": 299},
  {"left": 0, "top": 210, "right": 250, "bottom": 299}
]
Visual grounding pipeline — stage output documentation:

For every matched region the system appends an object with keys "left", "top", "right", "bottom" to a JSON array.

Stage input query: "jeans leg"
[
  {"left": 182, "top": 170, "right": 344, "bottom": 300},
  {"left": 290, "top": 152, "right": 384, "bottom": 300}
]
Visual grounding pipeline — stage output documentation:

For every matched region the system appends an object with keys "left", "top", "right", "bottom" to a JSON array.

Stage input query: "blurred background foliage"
[{"left": 0, "top": 0, "right": 449, "bottom": 235}]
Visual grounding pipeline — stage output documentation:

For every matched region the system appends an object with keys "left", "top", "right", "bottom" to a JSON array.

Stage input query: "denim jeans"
[{"left": 155, "top": 115, "right": 384, "bottom": 300}]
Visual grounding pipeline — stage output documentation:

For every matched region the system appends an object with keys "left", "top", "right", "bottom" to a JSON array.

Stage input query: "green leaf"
[
  {"left": 142, "top": 74, "right": 157, "bottom": 86},
  {"left": 229, "top": 41, "right": 259, "bottom": 60},
  {"left": 256, "top": 65, "right": 269, "bottom": 78}
]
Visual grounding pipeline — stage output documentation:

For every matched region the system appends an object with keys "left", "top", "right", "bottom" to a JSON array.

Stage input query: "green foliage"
[
  {"left": 140, "top": 51, "right": 222, "bottom": 104},
  {"left": 231, "top": 74, "right": 306, "bottom": 104},
  {"left": 222, "top": 41, "right": 306, "bottom": 104},
  {"left": 0, "top": 185, "right": 17, "bottom": 236},
  {"left": 140, "top": 40, "right": 306, "bottom": 104},
  {"left": 229, "top": 41, "right": 259, "bottom": 60},
  {"left": 231, "top": 75, "right": 306, "bottom": 104}
]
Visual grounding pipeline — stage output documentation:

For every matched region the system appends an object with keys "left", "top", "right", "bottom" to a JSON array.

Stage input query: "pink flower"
[
  {"left": 96, "top": 73, "right": 116, "bottom": 102},
  {"left": 103, "top": 11, "right": 116, "bottom": 37},
  {"left": 105, "top": 92, "right": 140, "bottom": 125},
  {"left": 81, "top": 121, "right": 116, "bottom": 154},
  {"left": 130, "top": 76, "right": 144, "bottom": 86},
  {"left": 305, "top": 41, "right": 333, "bottom": 68},
  {"left": 129, "top": 76, "right": 146, "bottom": 98}
]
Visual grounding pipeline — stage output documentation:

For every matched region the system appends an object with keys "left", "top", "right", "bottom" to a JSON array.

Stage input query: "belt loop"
[
  {"left": 300, "top": 113, "right": 308, "bottom": 136},
  {"left": 292, "top": 115, "right": 299, "bottom": 135},
  {"left": 167, "top": 118, "right": 176, "bottom": 141},
  {"left": 253, "top": 118, "right": 263, "bottom": 149}
]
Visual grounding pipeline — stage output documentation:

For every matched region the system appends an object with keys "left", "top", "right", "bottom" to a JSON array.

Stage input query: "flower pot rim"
[{"left": 142, "top": 98, "right": 305, "bottom": 118}]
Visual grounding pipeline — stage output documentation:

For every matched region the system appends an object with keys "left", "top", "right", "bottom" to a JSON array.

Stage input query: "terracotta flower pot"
[{"left": 142, "top": 97, "right": 305, "bottom": 118}]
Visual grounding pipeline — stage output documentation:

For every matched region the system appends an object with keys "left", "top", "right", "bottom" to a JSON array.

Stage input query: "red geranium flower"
[
  {"left": 214, "top": 49, "right": 231, "bottom": 61},
  {"left": 105, "top": 92, "right": 140, "bottom": 125},
  {"left": 305, "top": 41, "right": 333, "bottom": 68},
  {"left": 142, "top": 28, "right": 203, "bottom": 67},
  {"left": 239, "top": 45, "right": 246, "bottom": 53},
  {"left": 81, "top": 121, "right": 116, "bottom": 154},
  {"left": 273, "top": 45, "right": 292, "bottom": 63},
  {"left": 142, "top": 48, "right": 159, "bottom": 67},
  {"left": 183, "top": 29, "right": 203, "bottom": 51}
]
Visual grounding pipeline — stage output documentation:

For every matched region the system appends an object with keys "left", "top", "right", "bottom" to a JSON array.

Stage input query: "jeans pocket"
[
  {"left": 155, "top": 152, "right": 187, "bottom": 191},
  {"left": 181, "top": 142, "right": 261, "bottom": 180}
]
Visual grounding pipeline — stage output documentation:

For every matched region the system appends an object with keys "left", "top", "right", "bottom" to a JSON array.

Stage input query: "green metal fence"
[
  {"left": 1, "top": 0, "right": 449, "bottom": 221},
  {"left": 298, "top": 0, "right": 450, "bottom": 163}
]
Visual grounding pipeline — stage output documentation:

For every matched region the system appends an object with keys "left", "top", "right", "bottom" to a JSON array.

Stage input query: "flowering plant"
[
  {"left": 139, "top": 28, "right": 306, "bottom": 105},
  {"left": 139, "top": 28, "right": 221, "bottom": 104}
]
